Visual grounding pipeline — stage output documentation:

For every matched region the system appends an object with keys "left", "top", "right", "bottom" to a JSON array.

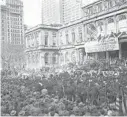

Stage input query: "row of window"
[
  {"left": 60, "top": 49, "right": 84, "bottom": 64},
  {"left": 27, "top": 53, "right": 39, "bottom": 64},
  {"left": 11, "top": 38, "right": 21, "bottom": 45},
  {"left": 60, "top": 27, "right": 83, "bottom": 45},
  {"left": 86, "top": 15, "right": 127, "bottom": 40},
  {"left": 26, "top": 32, "right": 57, "bottom": 47},
  {"left": 44, "top": 53, "right": 58, "bottom": 65},
  {"left": 84, "top": 0, "right": 127, "bottom": 17}
]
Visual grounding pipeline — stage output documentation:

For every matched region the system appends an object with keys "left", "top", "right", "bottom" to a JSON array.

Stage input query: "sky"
[
  {"left": 22, "top": 0, "right": 98, "bottom": 27},
  {"left": 22, "top": 0, "right": 42, "bottom": 27}
]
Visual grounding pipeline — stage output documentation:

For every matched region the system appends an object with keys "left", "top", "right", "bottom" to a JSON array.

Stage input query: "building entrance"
[{"left": 121, "top": 42, "right": 127, "bottom": 59}]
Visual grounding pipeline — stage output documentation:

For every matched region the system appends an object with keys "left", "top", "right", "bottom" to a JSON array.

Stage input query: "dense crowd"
[{"left": 1, "top": 60, "right": 127, "bottom": 116}]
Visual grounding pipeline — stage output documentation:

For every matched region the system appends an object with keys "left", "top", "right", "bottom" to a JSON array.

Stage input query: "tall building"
[
  {"left": 60, "top": 0, "right": 82, "bottom": 24},
  {"left": 41, "top": 0, "right": 82, "bottom": 25},
  {"left": 0, "top": 0, "right": 6, "bottom": 70},
  {"left": 42, "top": 0, "right": 61, "bottom": 25},
  {"left": 1, "top": 0, "right": 25, "bottom": 70}
]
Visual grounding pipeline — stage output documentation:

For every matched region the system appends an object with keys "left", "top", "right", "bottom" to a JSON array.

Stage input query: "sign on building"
[{"left": 85, "top": 37, "right": 119, "bottom": 53}]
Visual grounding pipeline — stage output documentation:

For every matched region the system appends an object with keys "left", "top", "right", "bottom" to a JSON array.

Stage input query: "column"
[
  {"left": 64, "top": 52, "right": 66, "bottom": 65},
  {"left": 50, "top": 53, "right": 52, "bottom": 65},
  {"left": 119, "top": 43, "right": 122, "bottom": 59},
  {"left": 114, "top": 15, "right": 118, "bottom": 33},
  {"left": 83, "top": 24, "right": 87, "bottom": 42},
  {"left": 104, "top": 18, "right": 107, "bottom": 36},
  {"left": 106, "top": 51, "right": 109, "bottom": 60}
]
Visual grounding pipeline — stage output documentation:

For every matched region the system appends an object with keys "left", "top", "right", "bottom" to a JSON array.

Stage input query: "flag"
[{"left": 87, "top": 24, "right": 97, "bottom": 38}]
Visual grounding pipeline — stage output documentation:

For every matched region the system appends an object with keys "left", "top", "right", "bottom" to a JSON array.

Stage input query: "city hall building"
[{"left": 25, "top": 0, "right": 127, "bottom": 70}]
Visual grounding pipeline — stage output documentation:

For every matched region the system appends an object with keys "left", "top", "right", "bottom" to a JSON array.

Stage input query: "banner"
[{"left": 85, "top": 37, "right": 119, "bottom": 53}]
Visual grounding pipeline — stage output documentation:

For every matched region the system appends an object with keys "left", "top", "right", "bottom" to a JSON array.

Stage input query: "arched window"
[
  {"left": 32, "top": 54, "right": 35, "bottom": 63},
  {"left": 52, "top": 53, "right": 57, "bottom": 64},
  {"left": 71, "top": 51, "right": 76, "bottom": 63},
  {"left": 107, "top": 18, "right": 115, "bottom": 34},
  {"left": 78, "top": 27, "right": 82, "bottom": 43},
  {"left": 66, "top": 33, "right": 69, "bottom": 45},
  {"left": 60, "top": 53, "right": 64, "bottom": 64},
  {"left": 97, "top": 21, "right": 104, "bottom": 36},
  {"left": 87, "top": 23, "right": 97, "bottom": 40},
  {"left": 52, "top": 32, "right": 57, "bottom": 46},
  {"left": 72, "top": 29, "right": 75, "bottom": 44},
  {"left": 45, "top": 32, "right": 48, "bottom": 46},
  {"left": 44, "top": 53, "right": 49, "bottom": 65},
  {"left": 118, "top": 14, "right": 127, "bottom": 32}
]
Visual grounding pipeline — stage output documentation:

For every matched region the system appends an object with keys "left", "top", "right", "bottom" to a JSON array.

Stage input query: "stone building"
[
  {"left": 25, "top": 0, "right": 127, "bottom": 70},
  {"left": 25, "top": 25, "right": 59, "bottom": 70},
  {"left": 82, "top": 0, "right": 127, "bottom": 60},
  {"left": 0, "top": 0, "right": 25, "bottom": 70}
]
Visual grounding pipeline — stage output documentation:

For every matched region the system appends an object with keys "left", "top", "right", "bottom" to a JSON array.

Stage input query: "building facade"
[
  {"left": 60, "top": 0, "right": 82, "bottom": 24},
  {"left": 26, "top": 0, "right": 127, "bottom": 70},
  {"left": 1, "top": 0, "right": 25, "bottom": 70},
  {"left": 82, "top": 0, "right": 127, "bottom": 60},
  {"left": 41, "top": 0, "right": 83, "bottom": 25},
  {"left": 41, "top": 0, "right": 61, "bottom": 25},
  {"left": 25, "top": 25, "right": 59, "bottom": 70}
]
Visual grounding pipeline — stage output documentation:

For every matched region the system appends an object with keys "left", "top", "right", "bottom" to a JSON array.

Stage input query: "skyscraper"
[
  {"left": 60, "top": 0, "right": 82, "bottom": 24},
  {"left": 42, "top": 0, "right": 61, "bottom": 25},
  {"left": 0, "top": 0, "right": 25, "bottom": 69}
]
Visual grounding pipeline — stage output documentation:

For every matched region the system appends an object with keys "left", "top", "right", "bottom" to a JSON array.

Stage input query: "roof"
[{"left": 25, "top": 24, "right": 60, "bottom": 34}]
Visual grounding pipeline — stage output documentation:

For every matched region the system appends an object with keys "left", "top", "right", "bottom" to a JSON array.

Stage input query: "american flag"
[{"left": 87, "top": 24, "right": 97, "bottom": 38}]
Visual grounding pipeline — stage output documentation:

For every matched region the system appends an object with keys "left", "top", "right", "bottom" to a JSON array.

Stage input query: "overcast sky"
[
  {"left": 22, "top": 0, "right": 42, "bottom": 27},
  {"left": 22, "top": 0, "right": 97, "bottom": 27}
]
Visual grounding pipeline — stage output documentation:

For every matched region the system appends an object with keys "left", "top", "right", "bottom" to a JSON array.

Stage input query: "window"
[
  {"left": 97, "top": 21, "right": 104, "bottom": 36},
  {"left": 71, "top": 51, "right": 76, "bottom": 63},
  {"left": 78, "top": 27, "right": 82, "bottom": 42},
  {"left": 45, "top": 32, "right": 48, "bottom": 46},
  {"left": 108, "top": 0, "right": 113, "bottom": 8},
  {"left": 118, "top": 14, "right": 127, "bottom": 32},
  {"left": 66, "top": 33, "right": 69, "bottom": 45},
  {"left": 72, "top": 31, "right": 75, "bottom": 44},
  {"left": 107, "top": 18, "right": 115, "bottom": 34},
  {"left": 60, "top": 54, "right": 64, "bottom": 64},
  {"left": 52, "top": 32, "right": 56, "bottom": 46},
  {"left": 52, "top": 53, "right": 57, "bottom": 64},
  {"left": 45, "top": 53, "right": 49, "bottom": 65}
]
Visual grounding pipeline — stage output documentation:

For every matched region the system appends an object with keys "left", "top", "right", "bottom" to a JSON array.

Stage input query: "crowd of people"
[{"left": 1, "top": 59, "right": 127, "bottom": 116}]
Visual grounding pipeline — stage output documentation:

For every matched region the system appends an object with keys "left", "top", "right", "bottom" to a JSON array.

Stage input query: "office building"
[
  {"left": 42, "top": 0, "right": 61, "bottom": 25},
  {"left": 1, "top": 0, "right": 25, "bottom": 70},
  {"left": 60, "top": 0, "right": 82, "bottom": 24}
]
